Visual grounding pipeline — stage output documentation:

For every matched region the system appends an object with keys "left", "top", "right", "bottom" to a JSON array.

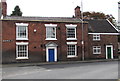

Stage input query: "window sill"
[
  {"left": 67, "top": 56, "right": 77, "bottom": 58},
  {"left": 16, "top": 38, "right": 28, "bottom": 40},
  {"left": 45, "top": 38, "right": 57, "bottom": 40},
  {"left": 93, "top": 53, "right": 101, "bottom": 55},
  {"left": 67, "top": 38, "right": 77, "bottom": 40},
  {"left": 93, "top": 40, "right": 100, "bottom": 41},
  {"left": 16, "top": 57, "right": 29, "bottom": 60}
]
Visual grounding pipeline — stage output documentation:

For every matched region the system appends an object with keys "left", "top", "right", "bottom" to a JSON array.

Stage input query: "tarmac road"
[{"left": 2, "top": 61, "right": 119, "bottom": 79}]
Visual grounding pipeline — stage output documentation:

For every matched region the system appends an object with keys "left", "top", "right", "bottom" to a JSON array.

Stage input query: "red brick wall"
[
  {"left": 2, "top": 20, "right": 89, "bottom": 63},
  {"left": 3, "top": 20, "right": 118, "bottom": 63},
  {"left": 2, "top": 21, "right": 16, "bottom": 63},
  {"left": 88, "top": 34, "right": 118, "bottom": 59}
]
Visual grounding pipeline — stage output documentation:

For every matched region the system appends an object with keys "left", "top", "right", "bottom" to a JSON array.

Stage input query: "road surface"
[{"left": 2, "top": 61, "right": 118, "bottom": 79}]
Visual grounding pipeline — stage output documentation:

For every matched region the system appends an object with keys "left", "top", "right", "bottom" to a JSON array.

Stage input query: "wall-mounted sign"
[{"left": 3, "top": 40, "right": 13, "bottom": 42}]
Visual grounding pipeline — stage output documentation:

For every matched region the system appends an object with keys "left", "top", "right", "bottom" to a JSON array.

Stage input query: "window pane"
[
  {"left": 17, "top": 45, "right": 27, "bottom": 58},
  {"left": 67, "top": 28, "right": 75, "bottom": 38},
  {"left": 67, "top": 45, "right": 76, "bottom": 56},
  {"left": 17, "top": 26, "right": 27, "bottom": 38},
  {"left": 93, "top": 34, "right": 100, "bottom": 40},
  {"left": 46, "top": 27, "right": 56, "bottom": 38},
  {"left": 93, "top": 46, "right": 101, "bottom": 54}
]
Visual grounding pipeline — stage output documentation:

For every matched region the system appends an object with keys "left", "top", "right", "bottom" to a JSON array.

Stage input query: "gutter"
[
  {"left": 88, "top": 33, "right": 119, "bottom": 35},
  {"left": 0, "top": 18, "right": 88, "bottom": 24}
]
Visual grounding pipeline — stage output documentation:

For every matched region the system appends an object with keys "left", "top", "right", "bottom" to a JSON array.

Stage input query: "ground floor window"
[
  {"left": 16, "top": 42, "right": 28, "bottom": 59},
  {"left": 93, "top": 46, "right": 101, "bottom": 54},
  {"left": 67, "top": 45, "right": 77, "bottom": 57}
]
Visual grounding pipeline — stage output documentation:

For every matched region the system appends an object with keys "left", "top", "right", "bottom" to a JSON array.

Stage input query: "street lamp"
[{"left": 81, "top": 0, "right": 85, "bottom": 61}]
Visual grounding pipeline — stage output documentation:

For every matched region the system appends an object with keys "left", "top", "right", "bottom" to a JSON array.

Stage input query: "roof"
[
  {"left": 86, "top": 19, "right": 118, "bottom": 33},
  {"left": 1, "top": 16, "right": 87, "bottom": 23}
]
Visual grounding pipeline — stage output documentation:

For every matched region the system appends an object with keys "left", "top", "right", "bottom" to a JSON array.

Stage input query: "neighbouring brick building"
[
  {"left": 87, "top": 19, "right": 119, "bottom": 59},
  {"left": 1, "top": 1, "right": 119, "bottom": 63}
]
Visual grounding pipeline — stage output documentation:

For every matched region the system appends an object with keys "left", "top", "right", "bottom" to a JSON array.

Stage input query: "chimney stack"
[
  {"left": 1, "top": 0, "right": 7, "bottom": 17},
  {"left": 75, "top": 6, "right": 81, "bottom": 18}
]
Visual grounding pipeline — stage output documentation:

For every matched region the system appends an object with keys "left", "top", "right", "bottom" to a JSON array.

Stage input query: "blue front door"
[{"left": 48, "top": 49, "right": 55, "bottom": 62}]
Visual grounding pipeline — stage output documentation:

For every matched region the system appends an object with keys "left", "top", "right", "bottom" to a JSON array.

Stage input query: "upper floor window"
[
  {"left": 93, "top": 34, "right": 100, "bottom": 41},
  {"left": 66, "top": 24, "right": 77, "bottom": 40},
  {"left": 45, "top": 24, "right": 57, "bottom": 40},
  {"left": 16, "top": 23, "right": 28, "bottom": 40}
]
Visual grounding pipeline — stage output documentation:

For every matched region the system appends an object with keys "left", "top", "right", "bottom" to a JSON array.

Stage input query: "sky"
[{"left": 6, "top": 0, "right": 119, "bottom": 20}]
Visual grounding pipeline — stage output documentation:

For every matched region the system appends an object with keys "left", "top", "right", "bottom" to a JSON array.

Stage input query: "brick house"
[
  {"left": 1, "top": 1, "right": 119, "bottom": 63},
  {"left": 86, "top": 19, "right": 119, "bottom": 59}
]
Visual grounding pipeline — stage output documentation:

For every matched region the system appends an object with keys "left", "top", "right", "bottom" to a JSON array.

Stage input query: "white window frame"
[
  {"left": 16, "top": 42, "right": 29, "bottom": 59},
  {"left": 66, "top": 24, "right": 77, "bottom": 40},
  {"left": 93, "top": 46, "right": 101, "bottom": 54},
  {"left": 93, "top": 34, "right": 100, "bottom": 41},
  {"left": 16, "top": 23, "right": 28, "bottom": 40},
  {"left": 67, "top": 42, "right": 77, "bottom": 58},
  {"left": 45, "top": 24, "right": 57, "bottom": 40}
]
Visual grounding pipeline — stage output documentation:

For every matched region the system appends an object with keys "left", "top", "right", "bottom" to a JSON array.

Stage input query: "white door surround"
[
  {"left": 45, "top": 42, "right": 58, "bottom": 62},
  {"left": 106, "top": 45, "right": 113, "bottom": 59}
]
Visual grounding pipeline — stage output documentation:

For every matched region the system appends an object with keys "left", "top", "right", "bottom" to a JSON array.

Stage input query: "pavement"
[{"left": 2, "top": 59, "right": 119, "bottom": 68}]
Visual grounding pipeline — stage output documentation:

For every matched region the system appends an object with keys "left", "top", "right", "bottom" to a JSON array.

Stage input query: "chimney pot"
[
  {"left": 1, "top": 0, "right": 7, "bottom": 17},
  {"left": 75, "top": 6, "right": 81, "bottom": 18},
  {"left": 1, "top": 0, "right": 6, "bottom": 2}
]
